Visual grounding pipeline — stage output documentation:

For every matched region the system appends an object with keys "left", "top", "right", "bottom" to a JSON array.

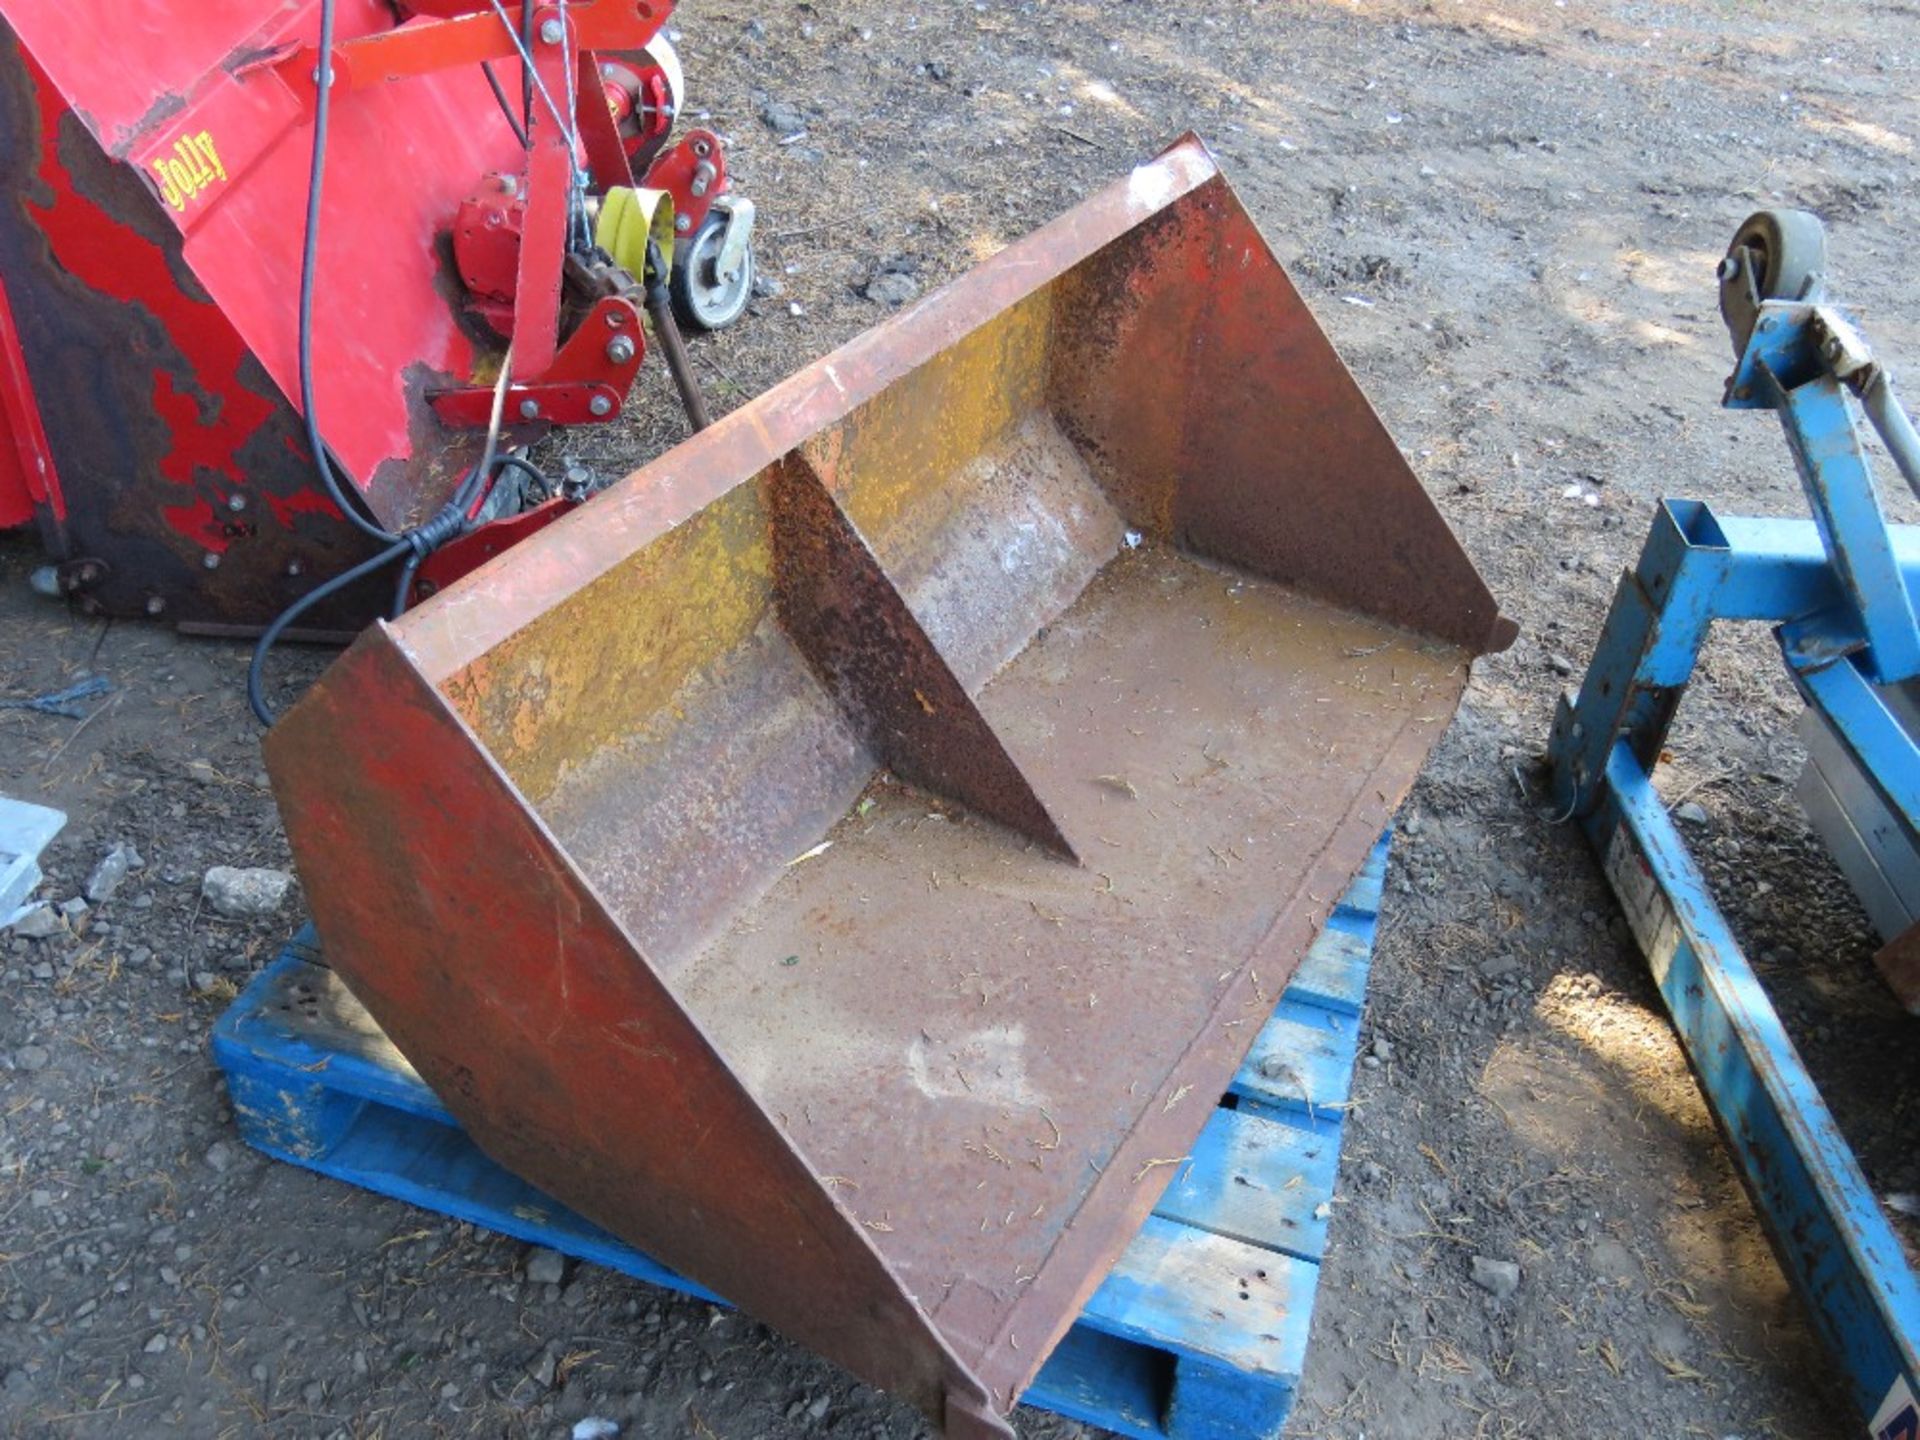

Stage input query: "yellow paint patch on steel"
[
  {"left": 815, "top": 289, "right": 1054, "bottom": 554},
  {"left": 441, "top": 484, "right": 774, "bottom": 804}
]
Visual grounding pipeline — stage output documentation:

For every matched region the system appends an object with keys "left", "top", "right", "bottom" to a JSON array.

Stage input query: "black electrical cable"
[
  {"left": 250, "top": 460, "right": 488, "bottom": 725},
  {"left": 392, "top": 547, "right": 428, "bottom": 621},
  {"left": 388, "top": 443, "right": 516, "bottom": 620},
  {"left": 520, "top": 0, "right": 536, "bottom": 136},
  {"left": 255, "top": 0, "right": 540, "bottom": 725},
  {"left": 249, "top": 0, "right": 407, "bottom": 727},
  {"left": 247, "top": 539, "right": 409, "bottom": 726},
  {"left": 491, "top": 453, "right": 548, "bottom": 498},
  {"left": 480, "top": 60, "right": 530, "bottom": 148}
]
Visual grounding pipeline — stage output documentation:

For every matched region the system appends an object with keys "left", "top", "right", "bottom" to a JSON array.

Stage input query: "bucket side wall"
[
  {"left": 440, "top": 484, "right": 778, "bottom": 808},
  {"left": 1176, "top": 192, "right": 1514, "bottom": 653},
  {"left": 1047, "top": 173, "right": 1514, "bottom": 656},
  {"left": 437, "top": 482, "right": 879, "bottom": 967},
  {"left": 262, "top": 624, "right": 998, "bottom": 1434}
]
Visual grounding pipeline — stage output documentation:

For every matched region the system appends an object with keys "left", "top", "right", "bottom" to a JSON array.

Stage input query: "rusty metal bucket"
[{"left": 264, "top": 135, "right": 1515, "bottom": 1437}]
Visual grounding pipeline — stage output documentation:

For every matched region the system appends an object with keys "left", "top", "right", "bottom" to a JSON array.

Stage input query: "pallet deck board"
[
  {"left": 1080, "top": 1214, "right": 1316, "bottom": 1383},
  {"left": 1230, "top": 997, "right": 1360, "bottom": 1136},
  {"left": 1021, "top": 1327, "right": 1170, "bottom": 1440},
  {"left": 1153, "top": 1109, "right": 1337, "bottom": 1264},
  {"left": 213, "top": 833, "right": 1394, "bottom": 1439},
  {"left": 1285, "top": 924, "right": 1373, "bottom": 1017}
]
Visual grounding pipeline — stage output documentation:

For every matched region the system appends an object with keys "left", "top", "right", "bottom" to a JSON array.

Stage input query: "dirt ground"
[{"left": 6, "top": 1, "right": 1920, "bottom": 1436}]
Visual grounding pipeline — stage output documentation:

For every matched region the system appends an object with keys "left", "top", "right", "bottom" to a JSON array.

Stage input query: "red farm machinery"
[{"left": 0, "top": 0, "right": 750, "bottom": 650}]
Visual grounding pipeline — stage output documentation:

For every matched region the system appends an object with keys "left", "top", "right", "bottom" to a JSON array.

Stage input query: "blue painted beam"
[
  {"left": 1790, "top": 650, "right": 1920, "bottom": 840},
  {"left": 1773, "top": 373, "right": 1920, "bottom": 681},
  {"left": 1590, "top": 741, "right": 1920, "bottom": 1426},
  {"left": 1550, "top": 502, "right": 1920, "bottom": 817}
]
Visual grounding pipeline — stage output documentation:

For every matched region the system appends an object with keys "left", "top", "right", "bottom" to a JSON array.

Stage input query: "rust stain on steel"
[
  {"left": 271, "top": 133, "right": 1517, "bottom": 1435},
  {"left": 262, "top": 627, "right": 1001, "bottom": 1436},
  {"left": 767, "top": 452, "right": 1079, "bottom": 862}
]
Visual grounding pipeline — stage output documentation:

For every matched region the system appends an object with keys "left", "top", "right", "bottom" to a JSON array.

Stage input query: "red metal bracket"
[
  {"left": 576, "top": 49, "right": 635, "bottom": 191},
  {"left": 589, "top": 54, "right": 674, "bottom": 172},
  {"left": 284, "top": 1, "right": 670, "bottom": 92},
  {"left": 409, "top": 493, "right": 581, "bottom": 600},
  {"left": 641, "top": 128, "right": 727, "bottom": 238},
  {"left": 627, "top": 66, "right": 674, "bottom": 151},
  {"left": 427, "top": 294, "right": 644, "bottom": 428},
  {"left": 510, "top": 11, "right": 577, "bottom": 374}
]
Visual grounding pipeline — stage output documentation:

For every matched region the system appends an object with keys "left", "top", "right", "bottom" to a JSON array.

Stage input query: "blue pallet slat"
[
  {"left": 1155, "top": 1109, "right": 1336, "bottom": 1264},
  {"left": 1338, "top": 834, "right": 1390, "bottom": 914},
  {"left": 1270, "top": 833, "right": 1384, "bottom": 1019},
  {"left": 213, "top": 834, "right": 1391, "bottom": 1440},
  {"left": 1166, "top": 1358, "right": 1298, "bottom": 1440},
  {"left": 1077, "top": 1214, "right": 1317, "bottom": 1385},
  {"left": 1284, "top": 926, "right": 1372, "bottom": 1017},
  {"left": 1022, "top": 1326, "right": 1169, "bottom": 1440},
  {"left": 1228, "top": 996, "right": 1360, "bottom": 1136}
]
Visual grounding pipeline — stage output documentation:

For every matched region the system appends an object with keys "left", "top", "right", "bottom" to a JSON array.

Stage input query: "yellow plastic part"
[{"left": 595, "top": 185, "right": 675, "bottom": 276}]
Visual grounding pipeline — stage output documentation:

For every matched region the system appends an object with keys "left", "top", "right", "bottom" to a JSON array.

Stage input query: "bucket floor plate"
[
  {"left": 668, "top": 549, "right": 1452, "bottom": 1331},
  {"left": 211, "top": 836, "right": 1388, "bottom": 1440}
]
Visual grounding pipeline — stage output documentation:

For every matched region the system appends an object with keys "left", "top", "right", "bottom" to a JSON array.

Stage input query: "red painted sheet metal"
[
  {"left": 0, "top": 30, "right": 382, "bottom": 621},
  {"left": 2, "top": 0, "right": 536, "bottom": 523},
  {"left": 0, "top": 272, "right": 60, "bottom": 529},
  {"left": 4, "top": 2, "right": 274, "bottom": 152}
]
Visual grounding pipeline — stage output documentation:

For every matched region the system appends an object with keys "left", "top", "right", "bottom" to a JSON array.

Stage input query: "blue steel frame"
[
  {"left": 1549, "top": 293, "right": 1920, "bottom": 1435},
  {"left": 1726, "top": 301, "right": 1920, "bottom": 683},
  {"left": 1549, "top": 502, "right": 1920, "bottom": 1435}
]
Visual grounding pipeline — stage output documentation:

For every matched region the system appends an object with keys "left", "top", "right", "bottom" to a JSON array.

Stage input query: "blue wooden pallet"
[{"left": 211, "top": 837, "right": 1389, "bottom": 1440}]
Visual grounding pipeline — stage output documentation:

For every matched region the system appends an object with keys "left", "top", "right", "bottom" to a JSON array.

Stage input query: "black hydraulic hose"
[
  {"left": 387, "top": 442, "right": 513, "bottom": 620},
  {"left": 481, "top": 60, "right": 530, "bottom": 148},
  {"left": 294, "top": 0, "right": 511, "bottom": 557},
  {"left": 521, "top": 0, "right": 536, "bottom": 137},
  {"left": 249, "top": 466, "right": 490, "bottom": 726},
  {"left": 299, "top": 0, "right": 396, "bottom": 546},
  {"left": 491, "top": 453, "right": 549, "bottom": 499},
  {"left": 255, "top": 0, "right": 546, "bottom": 727},
  {"left": 393, "top": 548, "right": 427, "bottom": 620}
]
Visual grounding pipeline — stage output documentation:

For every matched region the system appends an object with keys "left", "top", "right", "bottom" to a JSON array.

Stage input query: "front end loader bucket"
[{"left": 264, "top": 135, "right": 1515, "bottom": 1436}]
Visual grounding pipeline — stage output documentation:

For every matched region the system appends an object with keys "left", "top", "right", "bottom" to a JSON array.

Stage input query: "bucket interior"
[
  {"left": 275, "top": 140, "right": 1515, "bottom": 1424},
  {"left": 423, "top": 244, "right": 1468, "bottom": 1372}
]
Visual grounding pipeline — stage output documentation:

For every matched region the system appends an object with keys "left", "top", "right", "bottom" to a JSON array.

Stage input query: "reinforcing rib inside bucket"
[{"left": 264, "top": 135, "right": 1515, "bottom": 1438}]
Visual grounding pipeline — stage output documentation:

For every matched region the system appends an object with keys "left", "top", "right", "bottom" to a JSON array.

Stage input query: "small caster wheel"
[
  {"left": 1728, "top": 208, "right": 1827, "bottom": 301},
  {"left": 670, "top": 212, "right": 755, "bottom": 333}
]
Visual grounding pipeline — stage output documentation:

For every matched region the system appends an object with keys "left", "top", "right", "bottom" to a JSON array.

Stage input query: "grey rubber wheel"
[
  {"left": 1730, "top": 208, "right": 1827, "bottom": 301},
  {"left": 670, "top": 214, "right": 754, "bottom": 333}
]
